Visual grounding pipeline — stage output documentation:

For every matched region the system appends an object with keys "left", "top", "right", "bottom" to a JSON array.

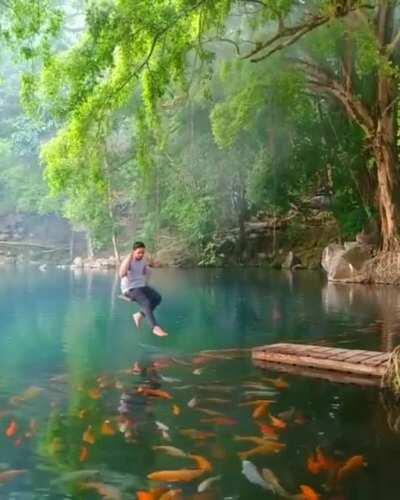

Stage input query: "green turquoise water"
[{"left": 1, "top": 267, "right": 400, "bottom": 499}]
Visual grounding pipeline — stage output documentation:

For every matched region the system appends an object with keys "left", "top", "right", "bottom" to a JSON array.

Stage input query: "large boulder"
[{"left": 321, "top": 242, "right": 372, "bottom": 282}]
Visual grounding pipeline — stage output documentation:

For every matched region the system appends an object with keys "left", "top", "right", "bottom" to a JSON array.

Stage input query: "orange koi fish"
[
  {"left": 337, "top": 455, "right": 366, "bottom": 481},
  {"left": 83, "top": 425, "right": 96, "bottom": 445},
  {"left": 238, "top": 442, "right": 286, "bottom": 459},
  {"left": 5, "top": 420, "right": 18, "bottom": 438},
  {"left": 188, "top": 454, "right": 212, "bottom": 472},
  {"left": 81, "top": 482, "right": 122, "bottom": 499},
  {"left": 136, "top": 489, "right": 167, "bottom": 500},
  {"left": 258, "top": 423, "right": 279, "bottom": 440},
  {"left": 148, "top": 468, "right": 206, "bottom": 483},
  {"left": 80, "top": 446, "right": 90, "bottom": 462},
  {"left": 138, "top": 387, "right": 173, "bottom": 400},
  {"left": 88, "top": 387, "right": 102, "bottom": 400},
  {"left": 299, "top": 484, "right": 320, "bottom": 500},
  {"left": 200, "top": 417, "right": 238, "bottom": 426},
  {"left": 101, "top": 420, "right": 116, "bottom": 436},
  {"left": 239, "top": 400, "right": 275, "bottom": 407},
  {"left": 252, "top": 402, "right": 269, "bottom": 419},
  {"left": 270, "top": 415, "right": 287, "bottom": 429},
  {"left": 234, "top": 436, "right": 277, "bottom": 446}
]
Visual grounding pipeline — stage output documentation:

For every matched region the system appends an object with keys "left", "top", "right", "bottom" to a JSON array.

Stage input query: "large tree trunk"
[{"left": 373, "top": 72, "right": 400, "bottom": 251}]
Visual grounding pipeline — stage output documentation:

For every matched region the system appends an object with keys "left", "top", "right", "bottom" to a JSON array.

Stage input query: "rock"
[
  {"left": 71, "top": 256, "right": 84, "bottom": 268},
  {"left": 322, "top": 243, "right": 372, "bottom": 282},
  {"left": 282, "top": 251, "right": 302, "bottom": 270}
]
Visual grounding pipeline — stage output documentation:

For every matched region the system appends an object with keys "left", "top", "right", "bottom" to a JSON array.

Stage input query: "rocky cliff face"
[{"left": 0, "top": 213, "right": 86, "bottom": 265}]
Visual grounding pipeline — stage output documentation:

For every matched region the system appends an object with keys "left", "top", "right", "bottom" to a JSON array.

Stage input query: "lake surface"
[{"left": 1, "top": 267, "right": 400, "bottom": 499}]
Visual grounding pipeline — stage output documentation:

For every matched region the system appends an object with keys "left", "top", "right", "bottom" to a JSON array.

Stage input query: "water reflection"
[{"left": 322, "top": 283, "right": 400, "bottom": 351}]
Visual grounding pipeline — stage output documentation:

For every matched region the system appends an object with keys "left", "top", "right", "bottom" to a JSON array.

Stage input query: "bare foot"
[
  {"left": 132, "top": 312, "right": 144, "bottom": 329},
  {"left": 152, "top": 326, "right": 168, "bottom": 337}
]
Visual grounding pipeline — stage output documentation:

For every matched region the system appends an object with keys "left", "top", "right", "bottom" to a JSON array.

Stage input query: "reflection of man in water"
[
  {"left": 118, "top": 354, "right": 162, "bottom": 442},
  {"left": 119, "top": 241, "right": 168, "bottom": 337}
]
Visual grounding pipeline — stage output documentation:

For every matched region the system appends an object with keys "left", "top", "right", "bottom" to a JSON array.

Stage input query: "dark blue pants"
[{"left": 125, "top": 286, "right": 162, "bottom": 329}]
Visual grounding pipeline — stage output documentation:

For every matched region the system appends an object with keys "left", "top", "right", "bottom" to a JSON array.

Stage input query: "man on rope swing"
[{"left": 119, "top": 241, "right": 168, "bottom": 337}]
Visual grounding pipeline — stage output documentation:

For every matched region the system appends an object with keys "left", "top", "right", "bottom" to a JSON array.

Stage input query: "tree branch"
[
  {"left": 242, "top": 2, "right": 374, "bottom": 63},
  {"left": 291, "top": 58, "right": 375, "bottom": 137}
]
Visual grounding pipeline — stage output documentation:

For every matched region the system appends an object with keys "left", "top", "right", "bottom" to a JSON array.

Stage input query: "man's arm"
[{"left": 119, "top": 254, "right": 132, "bottom": 278}]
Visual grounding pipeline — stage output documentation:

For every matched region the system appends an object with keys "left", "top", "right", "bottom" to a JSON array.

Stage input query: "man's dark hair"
[{"left": 133, "top": 241, "right": 146, "bottom": 250}]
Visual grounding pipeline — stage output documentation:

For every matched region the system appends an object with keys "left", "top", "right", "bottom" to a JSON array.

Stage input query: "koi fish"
[
  {"left": 171, "top": 357, "right": 192, "bottom": 366},
  {"left": 202, "top": 398, "right": 230, "bottom": 404},
  {"left": 88, "top": 387, "right": 102, "bottom": 400},
  {"left": 179, "top": 429, "right": 216, "bottom": 440},
  {"left": 241, "top": 460, "right": 270, "bottom": 490},
  {"left": 238, "top": 442, "right": 286, "bottom": 459},
  {"left": 307, "top": 447, "right": 340, "bottom": 475},
  {"left": 155, "top": 421, "right": 170, "bottom": 432},
  {"left": 261, "top": 468, "right": 290, "bottom": 497},
  {"left": 81, "top": 482, "right": 122, "bottom": 499},
  {"left": 188, "top": 397, "right": 198, "bottom": 408},
  {"left": 83, "top": 425, "right": 96, "bottom": 445},
  {"left": 172, "top": 405, "right": 181, "bottom": 416},
  {"left": 299, "top": 484, "right": 320, "bottom": 500},
  {"left": 0, "top": 469, "right": 27, "bottom": 483},
  {"left": 234, "top": 436, "right": 278, "bottom": 446},
  {"left": 337, "top": 455, "right": 366, "bottom": 481},
  {"left": 200, "top": 417, "right": 238, "bottom": 426},
  {"left": 258, "top": 423, "right": 279, "bottom": 439},
  {"left": 239, "top": 400, "right": 275, "bottom": 407},
  {"left": 244, "top": 390, "right": 278, "bottom": 398},
  {"left": 270, "top": 415, "right": 287, "bottom": 429},
  {"left": 101, "top": 420, "right": 116, "bottom": 436},
  {"left": 188, "top": 454, "right": 212, "bottom": 472},
  {"left": 148, "top": 469, "right": 206, "bottom": 483},
  {"left": 138, "top": 387, "right": 173, "bottom": 400},
  {"left": 252, "top": 402, "right": 269, "bottom": 419},
  {"left": 197, "top": 385, "right": 232, "bottom": 393},
  {"left": 136, "top": 489, "right": 167, "bottom": 500},
  {"left": 196, "top": 408, "right": 225, "bottom": 417},
  {"left": 153, "top": 446, "right": 187, "bottom": 458},
  {"left": 197, "top": 475, "right": 221, "bottom": 493},
  {"left": 161, "top": 376, "right": 182, "bottom": 383},
  {"left": 79, "top": 446, "right": 90, "bottom": 462},
  {"left": 193, "top": 368, "right": 204, "bottom": 375},
  {"left": 9, "top": 386, "right": 44, "bottom": 405},
  {"left": 5, "top": 420, "right": 18, "bottom": 438}
]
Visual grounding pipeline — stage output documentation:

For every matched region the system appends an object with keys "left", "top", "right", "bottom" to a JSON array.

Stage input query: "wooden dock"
[{"left": 252, "top": 343, "right": 390, "bottom": 385}]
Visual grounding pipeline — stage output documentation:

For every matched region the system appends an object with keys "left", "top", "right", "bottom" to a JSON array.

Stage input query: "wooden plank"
[
  {"left": 326, "top": 349, "right": 373, "bottom": 362},
  {"left": 343, "top": 351, "right": 379, "bottom": 364},
  {"left": 253, "top": 360, "right": 381, "bottom": 386},
  {"left": 363, "top": 353, "right": 390, "bottom": 366},
  {"left": 252, "top": 350, "right": 387, "bottom": 377}
]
